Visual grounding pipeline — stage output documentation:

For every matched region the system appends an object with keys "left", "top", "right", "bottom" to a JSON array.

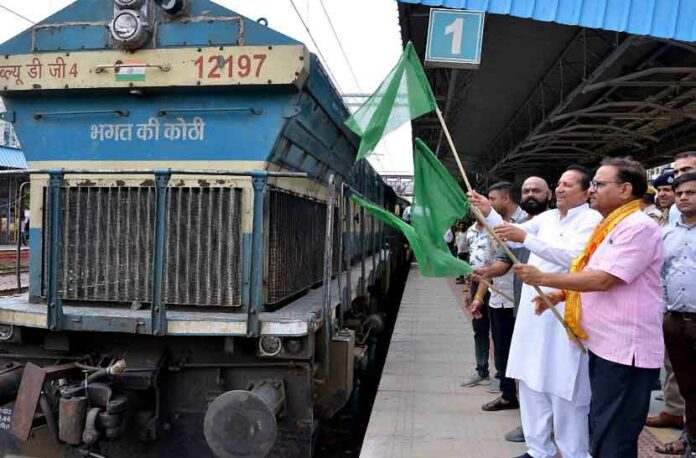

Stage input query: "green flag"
[
  {"left": 345, "top": 42, "right": 437, "bottom": 161},
  {"left": 411, "top": 138, "right": 471, "bottom": 257},
  {"left": 351, "top": 195, "right": 471, "bottom": 277},
  {"left": 350, "top": 139, "right": 472, "bottom": 277}
]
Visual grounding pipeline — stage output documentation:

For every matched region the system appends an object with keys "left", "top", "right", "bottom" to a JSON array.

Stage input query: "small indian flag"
[{"left": 115, "top": 60, "right": 146, "bottom": 82}]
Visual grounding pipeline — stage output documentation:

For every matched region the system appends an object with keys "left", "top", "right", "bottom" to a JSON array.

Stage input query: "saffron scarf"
[{"left": 564, "top": 199, "right": 642, "bottom": 340}]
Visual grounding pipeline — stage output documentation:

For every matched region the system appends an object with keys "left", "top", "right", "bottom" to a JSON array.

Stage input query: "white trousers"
[{"left": 519, "top": 380, "right": 591, "bottom": 458}]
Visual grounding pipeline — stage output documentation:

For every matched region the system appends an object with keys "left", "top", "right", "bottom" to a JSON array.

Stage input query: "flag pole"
[
  {"left": 434, "top": 107, "right": 586, "bottom": 352},
  {"left": 478, "top": 277, "right": 514, "bottom": 304}
]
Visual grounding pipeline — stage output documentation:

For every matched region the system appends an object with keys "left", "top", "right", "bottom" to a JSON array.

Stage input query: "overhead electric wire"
[
  {"left": 317, "top": 0, "right": 362, "bottom": 92},
  {"left": 288, "top": 0, "right": 343, "bottom": 93},
  {"left": 315, "top": 0, "right": 395, "bottom": 171},
  {"left": 289, "top": 0, "right": 392, "bottom": 173},
  {"left": 0, "top": 3, "right": 35, "bottom": 24}
]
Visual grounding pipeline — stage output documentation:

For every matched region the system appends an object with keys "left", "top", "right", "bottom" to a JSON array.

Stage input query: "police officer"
[{"left": 653, "top": 170, "right": 676, "bottom": 226}]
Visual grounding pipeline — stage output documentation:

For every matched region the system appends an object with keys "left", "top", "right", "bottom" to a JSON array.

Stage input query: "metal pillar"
[
  {"left": 321, "top": 175, "right": 336, "bottom": 377},
  {"left": 336, "top": 181, "right": 344, "bottom": 329},
  {"left": 46, "top": 169, "right": 64, "bottom": 331},
  {"left": 248, "top": 171, "right": 268, "bottom": 337},
  {"left": 16, "top": 180, "right": 28, "bottom": 294},
  {"left": 151, "top": 169, "right": 171, "bottom": 336}
]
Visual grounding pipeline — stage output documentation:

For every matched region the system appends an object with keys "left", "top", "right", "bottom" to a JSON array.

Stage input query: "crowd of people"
[{"left": 445, "top": 151, "right": 696, "bottom": 458}]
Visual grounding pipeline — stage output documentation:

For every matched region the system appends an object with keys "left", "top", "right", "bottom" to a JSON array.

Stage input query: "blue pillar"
[
  {"left": 151, "top": 169, "right": 171, "bottom": 336},
  {"left": 248, "top": 171, "right": 268, "bottom": 337},
  {"left": 46, "top": 169, "right": 64, "bottom": 331}
]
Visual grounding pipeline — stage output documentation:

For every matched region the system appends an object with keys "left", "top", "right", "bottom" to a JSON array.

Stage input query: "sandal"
[
  {"left": 655, "top": 439, "right": 686, "bottom": 455},
  {"left": 481, "top": 396, "right": 519, "bottom": 412}
]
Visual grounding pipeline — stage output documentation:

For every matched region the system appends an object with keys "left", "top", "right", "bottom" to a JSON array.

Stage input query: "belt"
[{"left": 668, "top": 311, "right": 696, "bottom": 321}]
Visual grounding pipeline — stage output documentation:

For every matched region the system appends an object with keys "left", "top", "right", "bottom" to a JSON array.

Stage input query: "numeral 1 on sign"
[{"left": 444, "top": 18, "right": 463, "bottom": 54}]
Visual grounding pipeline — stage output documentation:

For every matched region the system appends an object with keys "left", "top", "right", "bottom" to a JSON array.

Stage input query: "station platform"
[{"left": 360, "top": 265, "right": 681, "bottom": 458}]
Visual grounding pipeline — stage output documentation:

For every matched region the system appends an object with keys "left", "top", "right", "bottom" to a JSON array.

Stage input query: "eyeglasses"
[
  {"left": 674, "top": 166, "right": 695, "bottom": 176},
  {"left": 589, "top": 180, "right": 624, "bottom": 191}
]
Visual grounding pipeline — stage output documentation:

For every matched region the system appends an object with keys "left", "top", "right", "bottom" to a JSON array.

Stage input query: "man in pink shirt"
[{"left": 515, "top": 157, "right": 664, "bottom": 458}]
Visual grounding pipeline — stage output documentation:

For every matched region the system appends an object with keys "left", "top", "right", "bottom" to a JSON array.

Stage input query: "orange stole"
[{"left": 564, "top": 199, "right": 642, "bottom": 340}]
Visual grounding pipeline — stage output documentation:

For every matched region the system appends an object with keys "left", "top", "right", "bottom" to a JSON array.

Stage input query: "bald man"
[{"left": 475, "top": 177, "right": 553, "bottom": 312}]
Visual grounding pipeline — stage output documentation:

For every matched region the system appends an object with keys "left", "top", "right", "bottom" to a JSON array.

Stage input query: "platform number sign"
[{"left": 425, "top": 9, "right": 485, "bottom": 69}]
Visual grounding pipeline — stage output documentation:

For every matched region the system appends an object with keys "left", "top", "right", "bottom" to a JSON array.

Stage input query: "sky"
[{"left": 0, "top": 0, "right": 414, "bottom": 175}]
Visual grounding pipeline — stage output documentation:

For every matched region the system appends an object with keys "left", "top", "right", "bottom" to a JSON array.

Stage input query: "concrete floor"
[
  {"left": 360, "top": 266, "right": 682, "bottom": 458},
  {"left": 360, "top": 267, "right": 524, "bottom": 458}
]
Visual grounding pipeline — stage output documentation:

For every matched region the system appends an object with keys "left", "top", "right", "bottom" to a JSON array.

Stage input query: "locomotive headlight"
[
  {"left": 155, "top": 0, "right": 187, "bottom": 15},
  {"left": 0, "top": 324, "right": 14, "bottom": 341},
  {"left": 113, "top": 12, "right": 139, "bottom": 39},
  {"left": 259, "top": 336, "right": 282, "bottom": 357},
  {"left": 114, "top": 0, "right": 145, "bottom": 8},
  {"left": 284, "top": 338, "right": 303, "bottom": 355},
  {"left": 111, "top": 10, "right": 150, "bottom": 49}
]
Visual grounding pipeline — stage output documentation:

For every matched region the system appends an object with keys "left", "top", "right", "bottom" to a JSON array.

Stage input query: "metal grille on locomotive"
[
  {"left": 266, "top": 188, "right": 340, "bottom": 306},
  {"left": 42, "top": 186, "right": 243, "bottom": 307}
]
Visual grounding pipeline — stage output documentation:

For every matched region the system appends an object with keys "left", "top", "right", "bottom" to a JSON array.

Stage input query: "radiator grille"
[
  {"left": 163, "top": 187, "right": 242, "bottom": 306},
  {"left": 43, "top": 186, "right": 242, "bottom": 307},
  {"left": 266, "top": 190, "right": 339, "bottom": 305}
]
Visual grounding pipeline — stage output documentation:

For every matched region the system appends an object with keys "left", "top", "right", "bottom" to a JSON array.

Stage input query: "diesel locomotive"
[{"left": 0, "top": 1, "right": 407, "bottom": 456}]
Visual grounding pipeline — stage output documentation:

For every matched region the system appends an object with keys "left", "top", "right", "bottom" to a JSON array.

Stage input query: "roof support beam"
[
  {"left": 528, "top": 138, "right": 645, "bottom": 148},
  {"left": 488, "top": 35, "right": 637, "bottom": 176},
  {"left": 528, "top": 124, "right": 659, "bottom": 142},
  {"left": 524, "top": 137, "right": 644, "bottom": 148},
  {"left": 582, "top": 67, "right": 696, "bottom": 92},
  {"left": 549, "top": 101, "right": 696, "bottom": 123},
  {"left": 520, "top": 145, "right": 602, "bottom": 157},
  {"left": 528, "top": 132, "right": 647, "bottom": 141}
]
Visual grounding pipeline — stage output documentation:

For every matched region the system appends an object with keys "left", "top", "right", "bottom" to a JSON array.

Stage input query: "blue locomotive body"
[{"left": 0, "top": 1, "right": 406, "bottom": 456}]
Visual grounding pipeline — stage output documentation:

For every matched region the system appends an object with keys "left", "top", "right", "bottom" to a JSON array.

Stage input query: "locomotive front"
[{"left": 0, "top": 1, "right": 398, "bottom": 456}]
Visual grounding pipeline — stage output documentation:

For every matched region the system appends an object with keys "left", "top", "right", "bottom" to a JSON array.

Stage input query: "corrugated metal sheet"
[
  {"left": 399, "top": 0, "right": 696, "bottom": 42},
  {"left": 0, "top": 147, "right": 27, "bottom": 169}
]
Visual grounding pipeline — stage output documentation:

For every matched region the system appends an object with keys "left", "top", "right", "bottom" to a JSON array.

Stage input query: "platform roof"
[
  {"left": 398, "top": 1, "right": 696, "bottom": 186},
  {"left": 400, "top": 0, "right": 696, "bottom": 43}
]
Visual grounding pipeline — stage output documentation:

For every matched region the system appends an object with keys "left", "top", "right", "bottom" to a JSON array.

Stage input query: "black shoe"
[
  {"left": 513, "top": 453, "right": 533, "bottom": 458},
  {"left": 481, "top": 396, "right": 519, "bottom": 411}
]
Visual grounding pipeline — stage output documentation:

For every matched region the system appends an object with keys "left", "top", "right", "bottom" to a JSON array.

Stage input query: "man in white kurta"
[{"left": 470, "top": 167, "right": 602, "bottom": 458}]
